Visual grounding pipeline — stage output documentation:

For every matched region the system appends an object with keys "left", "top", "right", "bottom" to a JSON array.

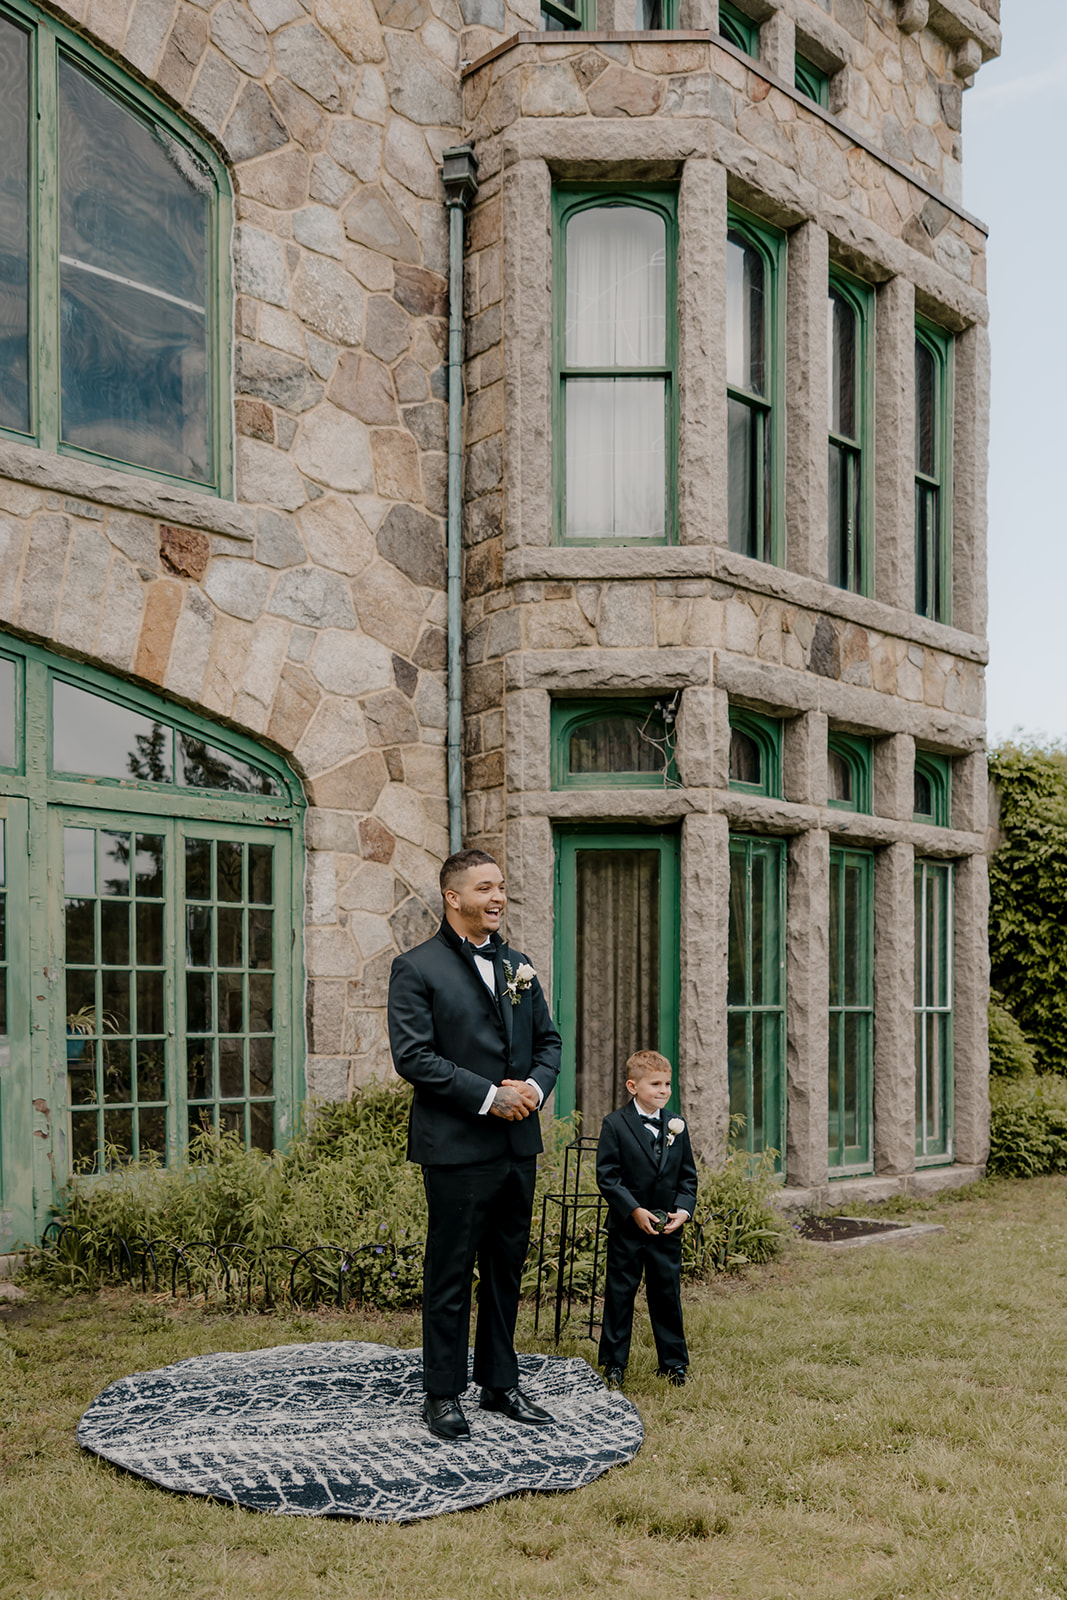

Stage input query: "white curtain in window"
[{"left": 565, "top": 205, "right": 666, "bottom": 539}]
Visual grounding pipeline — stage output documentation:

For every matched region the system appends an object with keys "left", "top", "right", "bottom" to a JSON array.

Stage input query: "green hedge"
[
  {"left": 30, "top": 1081, "right": 782, "bottom": 1306},
  {"left": 988, "top": 1074, "right": 1067, "bottom": 1178}
]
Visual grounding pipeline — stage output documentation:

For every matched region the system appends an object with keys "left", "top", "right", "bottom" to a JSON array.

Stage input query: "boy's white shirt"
[{"left": 628, "top": 1093, "right": 689, "bottom": 1220}]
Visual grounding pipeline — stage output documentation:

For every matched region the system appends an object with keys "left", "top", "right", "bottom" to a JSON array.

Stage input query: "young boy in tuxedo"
[{"left": 596, "top": 1050, "right": 698, "bottom": 1389}]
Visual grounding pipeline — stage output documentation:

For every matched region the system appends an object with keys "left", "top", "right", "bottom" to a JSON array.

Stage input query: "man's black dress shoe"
[
  {"left": 658, "top": 1365, "right": 687, "bottom": 1387},
  {"left": 421, "top": 1393, "right": 470, "bottom": 1440},
  {"left": 479, "top": 1386, "right": 553, "bottom": 1425},
  {"left": 602, "top": 1365, "right": 626, "bottom": 1390}
]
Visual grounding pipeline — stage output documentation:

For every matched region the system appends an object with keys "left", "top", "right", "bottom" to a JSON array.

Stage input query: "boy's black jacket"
[{"left": 596, "top": 1101, "right": 699, "bottom": 1232}]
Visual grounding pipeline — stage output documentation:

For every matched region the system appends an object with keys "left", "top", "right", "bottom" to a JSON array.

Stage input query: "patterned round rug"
[{"left": 77, "top": 1342, "right": 644, "bottom": 1522}]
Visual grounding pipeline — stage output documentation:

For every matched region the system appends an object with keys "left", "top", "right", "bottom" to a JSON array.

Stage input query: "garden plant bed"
[{"left": 794, "top": 1213, "right": 946, "bottom": 1248}]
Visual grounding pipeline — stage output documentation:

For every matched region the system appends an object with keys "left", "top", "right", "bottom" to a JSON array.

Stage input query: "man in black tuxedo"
[
  {"left": 387, "top": 848, "right": 562, "bottom": 1441},
  {"left": 596, "top": 1050, "right": 699, "bottom": 1388}
]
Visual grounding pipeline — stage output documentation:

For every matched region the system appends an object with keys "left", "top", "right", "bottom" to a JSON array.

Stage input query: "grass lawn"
[{"left": 4, "top": 1175, "right": 1067, "bottom": 1600}]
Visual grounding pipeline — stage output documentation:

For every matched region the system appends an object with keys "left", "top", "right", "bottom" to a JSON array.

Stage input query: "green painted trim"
[
  {"left": 914, "top": 857, "right": 953, "bottom": 1163},
  {"left": 913, "top": 750, "right": 951, "bottom": 827},
  {"left": 827, "top": 731, "right": 872, "bottom": 814},
  {"left": 552, "top": 185, "right": 678, "bottom": 547},
  {"left": 726, "top": 833, "right": 786, "bottom": 1173},
  {"left": 0, "top": 0, "right": 233, "bottom": 497},
  {"left": 539, "top": 0, "right": 594, "bottom": 28},
  {"left": 726, "top": 204, "right": 786, "bottom": 567},
  {"left": 553, "top": 827, "right": 680, "bottom": 1124},
  {"left": 914, "top": 315, "right": 954, "bottom": 624},
  {"left": 550, "top": 697, "right": 679, "bottom": 789},
  {"left": 728, "top": 707, "right": 782, "bottom": 799},
  {"left": 718, "top": 0, "right": 758, "bottom": 55},
  {"left": 827, "top": 844, "right": 874, "bottom": 1175},
  {"left": 794, "top": 51, "right": 830, "bottom": 108},
  {"left": 827, "top": 266, "right": 874, "bottom": 597},
  {"left": 0, "top": 798, "right": 34, "bottom": 1252}
]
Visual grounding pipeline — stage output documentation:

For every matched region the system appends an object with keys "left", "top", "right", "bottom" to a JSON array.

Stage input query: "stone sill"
[
  {"left": 777, "top": 1162, "right": 985, "bottom": 1212},
  {"left": 0, "top": 438, "right": 255, "bottom": 543},
  {"left": 463, "top": 31, "right": 989, "bottom": 236},
  {"left": 504, "top": 546, "right": 988, "bottom": 666},
  {"left": 714, "top": 790, "right": 984, "bottom": 855},
  {"left": 506, "top": 787, "right": 708, "bottom": 820},
  {"left": 715, "top": 657, "right": 985, "bottom": 743}
]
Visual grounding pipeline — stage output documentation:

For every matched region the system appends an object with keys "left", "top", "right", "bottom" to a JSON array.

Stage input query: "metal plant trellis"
[{"left": 533, "top": 1136, "right": 608, "bottom": 1343}]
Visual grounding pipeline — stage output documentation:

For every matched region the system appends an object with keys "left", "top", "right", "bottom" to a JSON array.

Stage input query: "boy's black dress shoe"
[
  {"left": 421, "top": 1394, "right": 470, "bottom": 1440},
  {"left": 479, "top": 1386, "right": 553, "bottom": 1425},
  {"left": 602, "top": 1366, "right": 626, "bottom": 1390},
  {"left": 658, "top": 1365, "right": 687, "bottom": 1386}
]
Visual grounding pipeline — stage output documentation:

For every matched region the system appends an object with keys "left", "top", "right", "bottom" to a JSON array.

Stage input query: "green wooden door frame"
[
  {"left": 0, "top": 630, "right": 304, "bottom": 1248},
  {"left": 828, "top": 844, "right": 874, "bottom": 1175},
  {"left": 0, "top": 799, "right": 32, "bottom": 1254},
  {"left": 915, "top": 858, "right": 953, "bottom": 1165},
  {"left": 553, "top": 827, "right": 680, "bottom": 1123}
]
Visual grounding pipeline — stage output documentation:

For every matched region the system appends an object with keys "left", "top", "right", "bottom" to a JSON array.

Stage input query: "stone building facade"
[{"left": 0, "top": 0, "right": 998, "bottom": 1252}]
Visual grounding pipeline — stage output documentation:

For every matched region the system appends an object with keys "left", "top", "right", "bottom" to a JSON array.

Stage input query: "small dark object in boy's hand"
[{"left": 650, "top": 1210, "right": 669, "bottom": 1233}]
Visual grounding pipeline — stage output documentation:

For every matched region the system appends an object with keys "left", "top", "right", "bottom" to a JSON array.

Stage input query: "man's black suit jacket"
[
  {"left": 596, "top": 1101, "right": 699, "bottom": 1234},
  {"left": 387, "top": 919, "right": 561, "bottom": 1166}
]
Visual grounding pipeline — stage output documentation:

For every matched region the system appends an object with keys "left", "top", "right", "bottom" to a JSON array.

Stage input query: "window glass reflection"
[
  {"left": 726, "top": 234, "right": 765, "bottom": 396},
  {"left": 178, "top": 733, "right": 280, "bottom": 795},
  {"left": 0, "top": 16, "right": 30, "bottom": 436},
  {"left": 53, "top": 681, "right": 173, "bottom": 782}
]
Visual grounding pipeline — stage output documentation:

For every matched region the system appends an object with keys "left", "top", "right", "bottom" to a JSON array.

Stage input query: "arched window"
[
  {"left": 827, "top": 732, "right": 872, "bottom": 813},
  {"left": 915, "top": 318, "right": 953, "bottom": 622},
  {"left": 914, "top": 751, "right": 951, "bottom": 825},
  {"left": 0, "top": 634, "right": 303, "bottom": 1249},
  {"left": 718, "top": 1, "right": 758, "bottom": 55},
  {"left": 726, "top": 210, "right": 784, "bottom": 565},
  {"left": 552, "top": 700, "right": 677, "bottom": 788},
  {"left": 554, "top": 190, "right": 677, "bottom": 544},
  {"left": 0, "top": 0, "right": 231, "bottom": 491},
  {"left": 828, "top": 272, "right": 873, "bottom": 596},
  {"left": 728, "top": 708, "right": 782, "bottom": 798}
]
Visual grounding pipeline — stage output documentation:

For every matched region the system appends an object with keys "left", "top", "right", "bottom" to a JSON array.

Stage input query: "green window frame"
[
  {"left": 828, "top": 269, "right": 874, "bottom": 596},
  {"left": 915, "top": 858, "right": 953, "bottom": 1164},
  {"left": 827, "top": 732, "right": 872, "bottom": 814},
  {"left": 828, "top": 845, "right": 874, "bottom": 1175},
  {"left": 794, "top": 51, "right": 830, "bottom": 107},
  {"left": 553, "top": 186, "right": 678, "bottom": 545},
  {"left": 728, "top": 708, "right": 782, "bottom": 798},
  {"left": 0, "top": 632, "right": 303, "bottom": 1236},
  {"left": 913, "top": 751, "right": 951, "bottom": 826},
  {"left": 0, "top": 0, "right": 233, "bottom": 495},
  {"left": 540, "top": 0, "right": 593, "bottom": 27},
  {"left": 727, "top": 207, "right": 786, "bottom": 566},
  {"left": 915, "top": 317, "right": 954, "bottom": 622},
  {"left": 633, "top": 0, "right": 679, "bottom": 25},
  {"left": 718, "top": 0, "right": 758, "bottom": 55},
  {"left": 551, "top": 699, "right": 678, "bottom": 789},
  {"left": 728, "top": 834, "right": 786, "bottom": 1171},
  {"left": 553, "top": 828, "right": 680, "bottom": 1126}
]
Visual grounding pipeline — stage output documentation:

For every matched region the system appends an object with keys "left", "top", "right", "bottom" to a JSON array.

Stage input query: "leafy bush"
[
  {"left": 989, "top": 742, "right": 1067, "bottom": 1075},
  {"left": 988, "top": 997, "right": 1038, "bottom": 1079},
  {"left": 33, "top": 1082, "right": 784, "bottom": 1311},
  {"left": 988, "top": 1075, "right": 1067, "bottom": 1178}
]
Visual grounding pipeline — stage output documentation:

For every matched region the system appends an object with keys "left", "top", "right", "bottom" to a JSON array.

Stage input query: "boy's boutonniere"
[
  {"left": 666, "top": 1117, "right": 685, "bottom": 1148},
  {"left": 502, "top": 960, "right": 536, "bottom": 1007}
]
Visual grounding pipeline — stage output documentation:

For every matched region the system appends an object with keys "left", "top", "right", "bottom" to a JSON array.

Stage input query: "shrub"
[
  {"left": 988, "top": 1075, "right": 1067, "bottom": 1178},
  {"left": 988, "top": 997, "right": 1038, "bottom": 1079}
]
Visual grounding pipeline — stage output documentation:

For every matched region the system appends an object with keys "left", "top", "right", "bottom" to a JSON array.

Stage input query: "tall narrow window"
[
  {"left": 0, "top": 1, "right": 231, "bottom": 491},
  {"left": 795, "top": 52, "right": 830, "bottom": 107},
  {"left": 555, "top": 191, "right": 676, "bottom": 543},
  {"left": 915, "top": 319, "right": 953, "bottom": 622},
  {"left": 728, "top": 707, "right": 782, "bottom": 797},
  {"left": 718, "top": 0, "right": 758, "bottom": 55},
  {"left": 828, "top": 274, "right": 873, "bottom": 595},
  {"left": 828, "top": 846, "right": 874, "bottom": 1173},
  {"left": 727, "top": 212, "right": 783, "bottom": 564},
  {"left": 915, "top": 859, "right": 953, "bottom": 1163},
  {"left": 728, "top": 835, "right": 786, "bottom": 1170}
]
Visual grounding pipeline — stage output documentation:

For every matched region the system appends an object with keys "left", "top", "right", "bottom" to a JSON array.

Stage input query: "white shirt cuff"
[
  {"left": 526, "top": 1078, "right": 544, "bottom": 1107},
  {"left": 477, "top": 1084, "right": 497, "bottom": 1116}
]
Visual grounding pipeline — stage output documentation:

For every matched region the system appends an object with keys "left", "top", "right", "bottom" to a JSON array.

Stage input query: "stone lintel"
[
  {"left": 506, "top": 789, "right": 710, "bottom": 820},
  {"left": 505, "top": 646, "right": 710, "bottom": 690}
]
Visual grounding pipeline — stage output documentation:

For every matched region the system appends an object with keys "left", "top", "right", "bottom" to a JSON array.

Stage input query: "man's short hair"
[
  {"left": 440, "top": 848, "right": 499, "bottom": 897},
  {"left": 625, "top": 1049, "right": 673, "bottom": 1084}
]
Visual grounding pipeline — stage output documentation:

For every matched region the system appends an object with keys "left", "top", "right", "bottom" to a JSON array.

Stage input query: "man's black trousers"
[
  {"left": 597, "top": 1228, "right": 689, "bottom": 1372},
  {"left": 420, "top": 1154, "right": 537, "bottom": 1396}
]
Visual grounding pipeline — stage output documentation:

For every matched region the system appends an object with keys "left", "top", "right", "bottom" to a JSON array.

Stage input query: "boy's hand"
[
  {"left": 631, "top": 1207, "right": 660, "bottom": 1235},
  {"left": 661, "top": 1209, "right": 690, "bottom": 1234}
]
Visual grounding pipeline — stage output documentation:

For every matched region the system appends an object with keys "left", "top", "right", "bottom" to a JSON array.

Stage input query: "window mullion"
[{"left": 32, "top": 16, "right": 60, "bottom": 453}]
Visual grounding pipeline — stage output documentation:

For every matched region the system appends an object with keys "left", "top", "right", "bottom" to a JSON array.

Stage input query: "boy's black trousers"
[{"left": 598, "top": 1227, "right": 689, "bottom": 1371}]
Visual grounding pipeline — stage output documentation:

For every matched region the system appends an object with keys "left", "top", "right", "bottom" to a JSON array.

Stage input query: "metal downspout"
[{"left": 441, "top": 145, "right": 479, "bottom": 855}]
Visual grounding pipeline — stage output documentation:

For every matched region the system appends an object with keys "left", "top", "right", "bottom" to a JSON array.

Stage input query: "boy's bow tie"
[{"left": 638, "top": 1113, "right": 661, "bottom": 1126}]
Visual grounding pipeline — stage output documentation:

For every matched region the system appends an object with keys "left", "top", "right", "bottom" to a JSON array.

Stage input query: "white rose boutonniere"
[
  {"left": 503, "top": 960, "right": 537, "bottom": 1007},
  {"left": 666, "top": 1117, "right": 685, "bottom": 1148}
]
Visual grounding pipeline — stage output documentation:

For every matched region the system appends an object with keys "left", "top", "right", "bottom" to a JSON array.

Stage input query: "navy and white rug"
[{"left": 77, "top": 1342, "right": 643, "bottom": 1522}]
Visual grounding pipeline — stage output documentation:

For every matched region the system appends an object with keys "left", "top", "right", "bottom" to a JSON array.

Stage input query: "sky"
[{"left": 963, "top": 0, "right": 1067, "bottom": 746}]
